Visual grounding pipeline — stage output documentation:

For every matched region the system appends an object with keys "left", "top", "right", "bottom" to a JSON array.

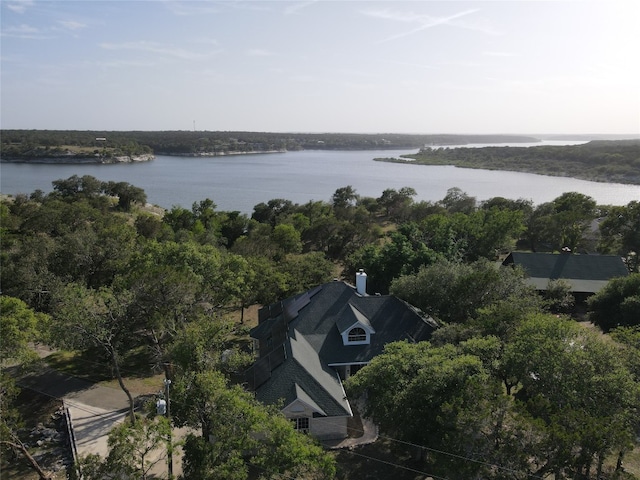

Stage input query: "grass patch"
[
  {"left": 98, "top": 374, "right": 165, "bottom": 396},
  {"left": 44, "top": 346, "right": 156, "bottom": 383},
  {"left": 626, "top": 447, "right": 640, "bottom": 476},
  {"left": 45, "top": 350, "right": 113, "bottom": 382}
]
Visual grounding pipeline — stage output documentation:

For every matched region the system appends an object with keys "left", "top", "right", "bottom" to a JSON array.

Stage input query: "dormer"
[{"left": 336, "top": 304, "right": 375, "bottom": 346}]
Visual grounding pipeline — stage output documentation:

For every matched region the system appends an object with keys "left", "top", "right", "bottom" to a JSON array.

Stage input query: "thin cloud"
[
  {"left": 1, "top": 23, "right": 51, "bottom": 39},
  {"left": 58, "top": 20, "right": 88, "bottom": 31},
  {"left": 99, "top": 41, "right": 218, "bottom": 61},
  {"left": 382, "top": 9, "right": 478, "bottom": 43},
  {"left": 364, "top": 7, "right": 501, "bottom": 43},
  {"left": 5, "top": 0, "right": 34, "bottom": 14},
  {"left": 193, "top": 38, "right": 220, "bottom": 47},
  {"left": 162, "top": 0, "right": 222, "bottom": 16},
  {"left": 165, "top": 0, "right": 269, "bottom": 15},
  {"left": 88, "top": 59, "right": 159, "bottom": 70},
  {"left": 3, "top": 23, "right": 38, "bottom": 34},
  {"left": 283, "top": 1, "right": 318, "bottom": 15}
]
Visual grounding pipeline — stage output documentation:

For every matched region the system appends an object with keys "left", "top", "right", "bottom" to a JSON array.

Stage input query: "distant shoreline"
[
  {"left": 163, "top": 149, "right": 286, "bottom": 157},
  {"left": 0, "top": 154, "right": 155, "bottom": 164},
  {"left": 374, "top": 139, "right": 640, "bottom": 185},
  {"left": 0, "top": 150, "right": 292, "bottom": 164}
]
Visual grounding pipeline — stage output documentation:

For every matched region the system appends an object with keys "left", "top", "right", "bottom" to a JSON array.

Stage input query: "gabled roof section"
[
  {"left": 248, "top": 280, "right": 437, "bottom": 418},
  {"left": 503, "top": 252, "right": 628, "bottom": 293},
  {"left": 291, "top": 383, "right": 327, "bottom": 416},
  {"left": 335, "top": 303, "right": 375, "bottom": 335},
  {"left": 252, "top": 286, "right": 323, "bottom": 341},
  {"left": 287, "top": 281, "right": 436, "bottom": 364},
  {"left": 253, "top": 328, "right": 352, "bottom": 418},
  {"left": 251, "top": 281, "right": 437, "bottom": 363}
]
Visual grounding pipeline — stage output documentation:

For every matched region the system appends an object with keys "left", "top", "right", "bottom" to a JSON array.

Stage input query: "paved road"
[
  {"left": 15, "top": 348, "right": 373, "bottom": 477},
  {"left": 17, "top": 367, "right": 130, "bottom": 458},
  {"left": 16, "top": 364, "right": 183, "bottom": 477}
]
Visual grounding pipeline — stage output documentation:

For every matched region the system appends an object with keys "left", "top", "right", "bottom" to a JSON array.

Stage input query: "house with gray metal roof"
[
  {"left": 502, "top": 251, "right": 628, "bottom": 300},
  {"left": 246, "top": 271, "right": 437, "bottom": 440}
]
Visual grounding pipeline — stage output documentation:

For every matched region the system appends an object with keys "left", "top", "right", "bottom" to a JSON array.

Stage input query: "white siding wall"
[
  {"left": 282, "top": 400, "right": 349, "bottom": 440},
  {"left": 311, "top": 416, "right": 349, "bottom": 440}
]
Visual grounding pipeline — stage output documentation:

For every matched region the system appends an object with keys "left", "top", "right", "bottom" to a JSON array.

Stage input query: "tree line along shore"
[
  {"left": 2, "top": 130, "right": 639, "bottom": 185},
  {"left": 377, "top": 138, "right": 640, "bottom": 185}
]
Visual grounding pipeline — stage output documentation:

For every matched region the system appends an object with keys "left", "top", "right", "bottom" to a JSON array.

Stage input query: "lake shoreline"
[
  {"left": 373, "top": 156, "right": 640, "bottom": 186},
  {"left": 3, "top": 148, "right": 638, "bottom": 212},
  {"left": 0, "top": 149, "right": 292, "bottom": 164},
  {"left": 0, "top": 153, "right": 155, "bottom": 164}
]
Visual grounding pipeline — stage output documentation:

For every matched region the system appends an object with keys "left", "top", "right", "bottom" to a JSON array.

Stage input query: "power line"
[
  {"left": 15, "top": 372, "right": 544, "bottom": 480},
  {"left": 316, "top": 414, "right": 546, "bottom": 480},
  {"left": 13, "top": 352, "right": 546, "bottom": 479},
  {"left": 342, "top": 449, "right": 450, "bottom": 480}
]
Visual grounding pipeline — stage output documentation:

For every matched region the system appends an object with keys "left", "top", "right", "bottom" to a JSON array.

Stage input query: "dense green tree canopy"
[
  {"left": 5, "top": 172, "right": 640, "bottom": 479},
  {"left": 80, "top": 416, "right": 171, "bottom": 480},
  {"left": 50, "top": 283, "right": 138, "bottom": 423},
  {"left": 598, "top": 201, "right": 640, "bottom": 269},
  {"left": 504, "top": 314, "right": 640, "bottom": 478},
  {"left": 390, "top": 258, "right": 537, "bottom": 324},
  {"left": 588, "top": 273, "right": 640, "bottom": 332},
  {"left": 172, "top": 370, "right": 336, "bottom": 480},
  {"left": 0, "top": 296, "right": 45, "bottom": 363},
  {"left": 348, "top": 313, "right": 640, "bottom": 479}
]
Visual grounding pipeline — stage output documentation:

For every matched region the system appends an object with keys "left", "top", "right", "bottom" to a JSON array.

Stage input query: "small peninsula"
[{"left": 375, "top": 139, "right": 640, "bottom": 185}]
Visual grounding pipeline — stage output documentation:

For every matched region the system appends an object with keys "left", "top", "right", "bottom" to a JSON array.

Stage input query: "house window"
[
  {"left": 348, "top": 327, "right": 367, "bottom": 342},
  {"left": 291, "top": 417, "right": 310, "bottom": 433}
]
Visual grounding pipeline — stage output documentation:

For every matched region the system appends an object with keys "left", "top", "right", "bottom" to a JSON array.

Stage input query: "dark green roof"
[
  {"left": 503, "top": 252, "right": 628, "bottom": 293},
  {"left": 249, "top": 281, "right": 437, "bottom": 418},
  {"left": 254, "top": 330, "right": 351, "bottom": 417}
]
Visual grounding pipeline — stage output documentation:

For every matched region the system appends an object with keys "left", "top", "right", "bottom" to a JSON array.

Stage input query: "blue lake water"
[{"left": 1, "top": 147, "right": 638, "bottom": 214}]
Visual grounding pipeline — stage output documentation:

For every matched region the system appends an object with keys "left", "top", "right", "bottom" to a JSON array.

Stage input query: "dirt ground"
[{"left": 0, "top": 388, "right": 68, "bottom": 480}]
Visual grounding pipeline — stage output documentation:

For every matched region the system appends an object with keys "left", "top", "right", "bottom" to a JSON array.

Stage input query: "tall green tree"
[
  {"left": 0, "top": 296, "right": 45, "bottom": 363},
  {"left": 347, "top": 229, "right": 439, "bottom": 294},
  {"left": 0, "top": 297, "right": 51, "bottom": 480},
  {"left": 102, "top": 181, "right": 147, "bottom": 211},
  {"left": 438, "top": 187, "right": 476, "bottom": 214},
  {"left": 504, "top": 314, "right": 640, "bottom": 478},
  {"left": 177, "top": 371, "right": 335, "bottom": 480},
  {"left": 390, "top": 258, "right": 536, "bottom": 324},
  {"left": 50, "top": 284, "right": 138, "bottom": 424},
  {"left": 524, "top": 192, "right": 597, "bottom": 252},
  {"left": 588, "top": 273, "right": 640, "bottom": 332},
  {"left": 598, "top": 200, "right": 640, "bottom": 270},
  {"left": 377, "top": 187, "right": 416, "bottom": 220},
  {"left": 80, "top": 416, "right": 172, "bottom": 480},
  {"left": 346, "top": 341, "right": 514, "bottom": 478},
  {"left": 331, "top": 185, "right": 360, "bottom": 221},
  {"left": 271, "top": 223, "right": 302, "bottom": 255},
  {"left": 331, "top": 185, "right": 359, "bottom": 210}
]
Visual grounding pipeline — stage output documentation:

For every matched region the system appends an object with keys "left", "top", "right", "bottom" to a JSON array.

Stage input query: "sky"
[{"left": 1, "top": 0, "right": 639, "bottom": 134}]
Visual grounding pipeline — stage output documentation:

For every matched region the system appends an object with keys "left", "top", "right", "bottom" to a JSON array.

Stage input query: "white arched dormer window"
[
  {"left": 338, "top": 304, "right": 375, "bottom": 346},
  {"left": 347, "top": 327, "right": 367, "bottom": 343}
]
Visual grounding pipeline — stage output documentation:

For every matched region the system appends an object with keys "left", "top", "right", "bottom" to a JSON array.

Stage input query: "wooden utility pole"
[{"left": 164, "top": 377, "right": 173, "bottom": 479}]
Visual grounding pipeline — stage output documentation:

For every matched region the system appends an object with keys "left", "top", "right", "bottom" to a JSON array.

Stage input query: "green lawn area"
[{"left": 44, "top": 347, "right": 164, "bottom": 395}]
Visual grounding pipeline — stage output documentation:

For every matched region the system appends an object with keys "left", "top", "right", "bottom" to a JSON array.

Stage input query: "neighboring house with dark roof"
[
  {"left": 246, "top": 271, "right": 437, "bottom": 440},
  {"left": 502, "top": 251, "right": 628, "bottom": 301}
]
